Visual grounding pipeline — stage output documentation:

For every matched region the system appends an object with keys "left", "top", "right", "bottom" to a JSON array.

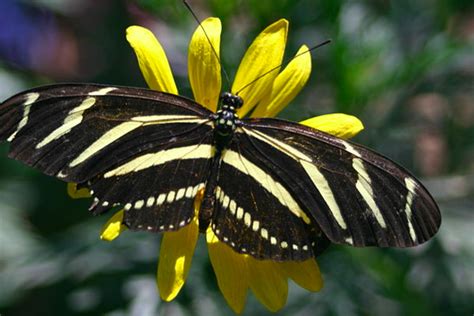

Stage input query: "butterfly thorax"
[
  {"left": 213, "top": 92, "right": 243, "bottom": 152},
  {"left": 198, "top": 93, "right": 243, "bottom": 231}
]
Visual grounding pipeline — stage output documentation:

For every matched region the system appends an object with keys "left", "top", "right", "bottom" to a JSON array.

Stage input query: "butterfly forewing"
[
  {"left": 238, "top": 118, "right": 441, "bottom": 248},
  {"left": 0, "top": 84, "right": 212, "bottom": 179}
]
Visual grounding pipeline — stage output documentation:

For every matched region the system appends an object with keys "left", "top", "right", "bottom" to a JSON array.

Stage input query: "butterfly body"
[{"left": 0, "top": 84, "right": 441, "bottom": 261}]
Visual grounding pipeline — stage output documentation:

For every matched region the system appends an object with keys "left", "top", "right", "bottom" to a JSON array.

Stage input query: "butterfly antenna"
[
  {"left": 183, "top": 0, "right": 232, "bottom": 91},
  {"left": 235, "top": 39, "right": 332, "bottom": 96}
]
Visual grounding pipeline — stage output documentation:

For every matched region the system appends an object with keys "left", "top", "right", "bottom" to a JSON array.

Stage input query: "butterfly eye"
[
  {"left": 219, "top": 92, "right": 232, "bottom": 102},
  {"left": 233, "top": 95, "right": 243, "bottom": 109}
]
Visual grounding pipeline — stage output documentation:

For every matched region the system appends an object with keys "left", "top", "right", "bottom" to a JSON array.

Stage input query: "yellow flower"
[{"left": 97, "top": 18, "right": 364, "bottom": 313}]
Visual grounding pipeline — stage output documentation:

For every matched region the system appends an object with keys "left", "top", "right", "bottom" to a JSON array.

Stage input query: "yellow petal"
[
  {"left": 126, "top": 25, "right": 178, "bottom": 94},
  {"left": 188, "top": 17, "right": 222, "bottom": 112},
  {"left": 67, "top": 182, "right": 91, "bottom": 199},
  {"left": 100, "top": 209, "right": 128, "bottom": 241},
  {"left": 252, "top": 45, "right": 312, "bottom": 118},
  {"left": 247, "top": 258, "right": 288, "bottom": 312},
  {"left": 233, "top": 19, "right": 288, "bottom": 117},
  {"left": 206, "top": 229, "right": 248, "bottom": 314},
  {"left": 157, "top": 215, "right": 199, "bottom": 301},
  {"left": 300, "top": 113, "right": 364, "bottom": 139},
  {"left": 279, "top": 258, "right": 323, "bottom": 292}
]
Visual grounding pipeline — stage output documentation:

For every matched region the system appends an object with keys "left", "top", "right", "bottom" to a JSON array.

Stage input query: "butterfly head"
[
  {"left": 219, "top": 92, "right": 243, "bottom": 111},
  {"left": 214, "top": 92, "right": 242, "bottom": 139}
]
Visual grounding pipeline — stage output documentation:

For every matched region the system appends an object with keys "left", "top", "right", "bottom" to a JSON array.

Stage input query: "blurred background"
[{"left": 0, "top": 0, "right": 473, "bottom": 315}]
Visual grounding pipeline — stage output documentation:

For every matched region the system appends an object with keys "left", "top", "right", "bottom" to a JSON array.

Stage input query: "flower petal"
[
  {"left": 232, "top": 19, "right": 288, "bottom": 117},
  {"left": 188, "top": 17, "right": 222, "bottom": 112},
  {"left": 67, "top": 182, "right": 91, "bottom": 199},
  {"left": 157, "top": 188, "right": 203, "bottom": 302},
  {"left": 206, "top": 229, "right": 248, "bottom": 314},
  {"left": 252, "top": 45, "right": 312, "bottom": 118},
  {"left": 100, "top": 209, "right": 128, "bottom": 241},
  {"left": 247, "top": 258, "right": 288, "bottom": 312},
  {"left": 280, "top": 258, "right": 323, "bottom": 292},
  {"left": 126, "top": 25, "right": 178, "bottom": 94},
  {"left": 300, "top": 113, "right": 364, "bottom": 139},
  {"left": 157, "top": 214, "right": 199, "bottom": 301}
]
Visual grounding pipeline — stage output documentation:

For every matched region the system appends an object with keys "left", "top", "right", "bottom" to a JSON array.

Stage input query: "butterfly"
[{"left": 0, "top": 83, "right": 441, "bottom": 261}]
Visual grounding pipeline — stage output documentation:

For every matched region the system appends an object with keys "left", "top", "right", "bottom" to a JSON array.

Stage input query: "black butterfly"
[{"left": 0, "top": 83, "right": 441, "bottom": 261}]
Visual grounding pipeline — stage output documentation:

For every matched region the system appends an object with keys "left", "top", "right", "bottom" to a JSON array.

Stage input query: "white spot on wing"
[
  {"left": 252, "top": 221, "right": 260, "bottom": 231},
  {"left": 134, "top": 200, "right": 144, "bottom": 209},
  {"left": 185, "top": 186, "right": 194, "bottom": 198},
  {"left": 229, "top": 200, "right": 236, "bottom": 214},
  {"left": 157, "top": 194, "right": 166, "bottom": 205},
  {"left": 244, "top": 212, "right": 251, "bottom": 227},
  {"left": 236, "top": 207, "right": 244, "bottom": 220},
  {"left": 176, "top": 188, "right": 186, "bottom": 201},
  {"left": 222, "top": 195, "right": 230, "bottom": 209},
  {"left": 146, "top": 197, "right": 155, "bottom": 207},
  {"left": 167, "top": 191, "right": 176, "bottom": 203}
]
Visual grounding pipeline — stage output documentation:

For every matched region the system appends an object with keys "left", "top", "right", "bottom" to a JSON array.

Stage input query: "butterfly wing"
[
  {"left": 209, "top": 117, "right": 440, "bottom": 259},
  {"left": 209, "top": 127, "right": 331, "bottom": 261},
  {"left": 0, "top": 84, "right": 215, "bottom": 232}
]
